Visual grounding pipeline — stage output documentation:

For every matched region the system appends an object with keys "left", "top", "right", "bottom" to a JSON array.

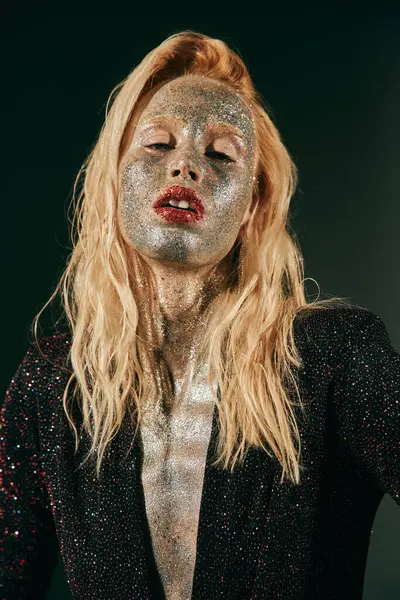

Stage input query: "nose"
[{"left": 168, "top": 151, "right": 201, "bottom": 183}]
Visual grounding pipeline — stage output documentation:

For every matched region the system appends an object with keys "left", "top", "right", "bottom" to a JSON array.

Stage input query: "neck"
[{"left": 131, "top": 251, "right": 233, "bottom": 380}]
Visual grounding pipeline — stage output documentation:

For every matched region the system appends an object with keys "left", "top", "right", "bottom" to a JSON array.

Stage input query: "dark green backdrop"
[{"left": 2, "top": 3, "right": 400, "bottom": 598}]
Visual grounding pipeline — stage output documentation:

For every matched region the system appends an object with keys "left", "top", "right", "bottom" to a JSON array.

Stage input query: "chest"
[{"left": 139, "top": 382, "right": 216, "bottom": 600}]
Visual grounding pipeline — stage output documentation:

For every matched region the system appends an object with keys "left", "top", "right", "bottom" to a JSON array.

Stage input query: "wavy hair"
[{"left": 31, "top": 30, "right": 354, "bottom": 484}]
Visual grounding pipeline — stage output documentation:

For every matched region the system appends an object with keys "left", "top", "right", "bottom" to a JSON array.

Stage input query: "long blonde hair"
[{"left": 31, "top": 30, "right": 354, "bottom": 484}]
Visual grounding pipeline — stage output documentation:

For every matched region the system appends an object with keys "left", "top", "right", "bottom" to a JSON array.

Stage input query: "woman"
[{"left": 1, "top": 31, "right": 399, "bottom": 600}]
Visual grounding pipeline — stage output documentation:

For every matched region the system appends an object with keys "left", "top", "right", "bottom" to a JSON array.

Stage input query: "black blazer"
[{"left": 1, "top": 306, "right": 399, "bottom": 599}]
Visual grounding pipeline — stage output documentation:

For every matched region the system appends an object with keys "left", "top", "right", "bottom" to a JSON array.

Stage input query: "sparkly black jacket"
[{"left": 1, "top": 307, "right": 399, "bottom": 599}]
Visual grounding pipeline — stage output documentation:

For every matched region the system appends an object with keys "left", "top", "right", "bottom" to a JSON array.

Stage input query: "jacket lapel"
[{"left": 190, "top": 389, "right": 278, "bottom": 599}]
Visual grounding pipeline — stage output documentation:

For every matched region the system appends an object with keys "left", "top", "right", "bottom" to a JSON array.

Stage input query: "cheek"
[
  {"left": 211, "top": 166, "right": 253, "bottom": 221},
  {"left": 120, "top": 159, "right": 163, "bottom": 208}
]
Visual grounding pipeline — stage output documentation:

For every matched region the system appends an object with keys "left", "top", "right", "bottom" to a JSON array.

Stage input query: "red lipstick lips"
[{"left": 153, "top": 185, "right": 204, "bottom": 223}]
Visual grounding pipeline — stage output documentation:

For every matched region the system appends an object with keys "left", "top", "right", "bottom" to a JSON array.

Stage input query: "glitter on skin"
[
  {"left": 119, "top": 75, "right": 256, "bottom": 269},
  {"left": 117, "top": 75, "right": 257, "bottom": 599}
]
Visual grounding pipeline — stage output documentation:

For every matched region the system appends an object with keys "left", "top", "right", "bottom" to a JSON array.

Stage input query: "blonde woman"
[{"left": 1, "top": 31, "right": 399, "bottom": 600}]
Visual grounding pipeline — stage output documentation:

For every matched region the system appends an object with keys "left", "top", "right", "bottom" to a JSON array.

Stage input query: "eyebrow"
[
  {"left": 205, "top": 121, "right": 247, "bottom": 140},
  {"left": 138, "top": 115, "right": 183, "bottom": 131}
]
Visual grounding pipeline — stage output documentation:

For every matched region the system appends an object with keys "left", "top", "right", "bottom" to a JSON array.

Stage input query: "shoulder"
[
  {"left": 4, "top": 331, "right": 72, "bottom": 422},
  {"left": 294, "top": 303, "right": 379, "bottom": 331},
  {"left": 29, "top": 331, "right": 72, "bottom": 371},
  {"left": 293, "top": 305, "right": 392, "bottom": 360}
]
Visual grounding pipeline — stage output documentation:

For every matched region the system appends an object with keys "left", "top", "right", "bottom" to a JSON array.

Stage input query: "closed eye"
[
  {"left": 205, "top": 150, "right": 233, "bottom": 162},
  {"left": 146, "top": 143, "right": 172, "bottom": 150}
]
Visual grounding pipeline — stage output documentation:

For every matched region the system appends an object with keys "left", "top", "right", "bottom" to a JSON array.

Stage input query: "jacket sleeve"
[
  {"left": 0, "top": 344, "right": 59, "bottom": 598},
  {"left": 332, "top": 309, "right": 400, "bottom": 507}
]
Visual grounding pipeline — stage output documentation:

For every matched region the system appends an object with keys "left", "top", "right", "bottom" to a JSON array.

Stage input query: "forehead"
[{"left": 138, "top": 75, "right": 255, "bottom": 141}]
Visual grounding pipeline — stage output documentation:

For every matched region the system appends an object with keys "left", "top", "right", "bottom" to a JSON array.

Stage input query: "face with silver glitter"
[{"left": 119, "top": 75, "right": 256, "bottom": 268}]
